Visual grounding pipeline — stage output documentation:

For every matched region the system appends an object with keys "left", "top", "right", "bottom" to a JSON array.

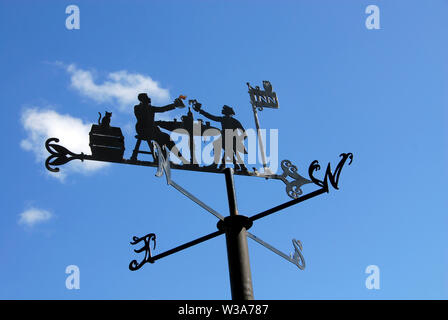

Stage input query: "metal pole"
[
  {"left": 251, "top": 105, "right": 271, "bottom": 175},
  {"left": 220, "top": 168, "right": 254, "bottom": 300}
]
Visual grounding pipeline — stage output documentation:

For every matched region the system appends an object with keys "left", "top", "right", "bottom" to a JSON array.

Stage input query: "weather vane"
[{"left": 44, "top": 80, "right": 353, "bottom": 300}]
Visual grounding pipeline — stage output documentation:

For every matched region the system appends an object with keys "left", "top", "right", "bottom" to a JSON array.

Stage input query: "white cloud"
[
  {"left": 65, "top": 64, "right": 171, "bottom": 111},
  {"left": 20, "top": 108, "right": 108, "bottom": 180},
  {"left": 18, "top": 207, "right": 52, "bottom": 227}
]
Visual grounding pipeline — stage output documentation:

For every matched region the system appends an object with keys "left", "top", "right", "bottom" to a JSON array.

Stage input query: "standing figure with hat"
[
  {"left": 134, "top": 93, "right": 188, "bottom": 163},
  {"left": 192, "top": 102, "right": 248, "bottom": 171}
]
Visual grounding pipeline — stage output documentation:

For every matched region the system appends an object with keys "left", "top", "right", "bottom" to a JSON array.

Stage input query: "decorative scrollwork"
[
  {"left": 45, "top": 138, "right": 85, "bottom": 172},
  {"left": 308, "top": 153, "right": 353, "bottom": 192},
  {"left": 129, "top": 233, "right": 157, "bottom": 271},
  {"left": 277, "top": 160, "right": 312, "bottom": 199},
  {"left": 247, "top": 81, "right": 278, "bottom": 110},
  {"left": 153, "top": 141, "right": 171, "bottom": 182},
  {"left": 291, "top": 239, "right": 305, "bottom": 270}
]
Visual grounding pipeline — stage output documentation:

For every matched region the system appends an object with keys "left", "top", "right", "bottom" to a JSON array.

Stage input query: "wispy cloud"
[
  {"left": 20, "top": 108, "right": 109, "bottom": 180},
  {"left": 63, "top": 63, "right": 171, "bottom": 111},
  {"left": 18, "top": 207, "right": 52, "bottom": 227}
]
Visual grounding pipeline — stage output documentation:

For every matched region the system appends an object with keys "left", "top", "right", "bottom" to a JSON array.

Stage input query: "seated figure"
[{"left": 134, "top": 93, "right": 187, "bottom": 163}]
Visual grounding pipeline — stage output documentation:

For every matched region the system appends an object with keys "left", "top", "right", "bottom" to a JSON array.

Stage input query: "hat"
[
  {"left": 138, "top": 93, "right": 151, "bottom": 103},
  {"left": 221, "top": 105, "right": 235, "bottom": 116}
]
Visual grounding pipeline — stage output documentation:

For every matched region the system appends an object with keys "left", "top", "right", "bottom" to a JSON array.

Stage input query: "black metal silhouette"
[
  {"left": 246, "top": 81, "right": 278, "bottom": 175},
  {"left": 129, "top": 233, "right": 156, "bottom": 271},
  {"left": 132, "top": 93, "right": 187, "bottom": 162},
  {"left": 309, "top": 153, "right": 353, "bottom": 192},
  {"left": 43, "top": 83, "right": 354, "bottom": 300},
  {"left": 247, "top": 81, "right": 279, "bottom": 111},
  {"left": 45, "top": 136, "right": 257, "bottom": 175},
  {"left": 89, "top": 111, "right": 125, "bottom": 161},
  {"left": 153, "top": 106, "right": 221, "bottom": 166},
  {"left": 98, "top": 111, "right": 112, "bottom": 127},
  {"left": 246, "top": 234, "right": 306, "bottom": 270},
  {"left": 44, "top": 92, "right": 345, "bottom": 200},
  {"left": 45, "top": 138, "right": 86, "bottom": 172},
  {"left": 277, "top": 160, "right": 312, "bottom": 199},
  {"left": 190, "top": 100, "right": 248, "bottom": 172},
  {"left": 129, "top": 154, "right": 353, "bottom": 274}
]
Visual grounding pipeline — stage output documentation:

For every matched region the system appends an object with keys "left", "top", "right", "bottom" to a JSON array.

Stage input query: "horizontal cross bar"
[
  {"left": 249, "top": 187, "right": 326, "bottom": 222},
  {"left": 169, "top": 180, "right": 224, "bottom": 221},
  {"left": 246, "top": 232, "right": 305, "bottom": 270},
  {"left": 150, "top": 230, "right": 224, "bottom": 262},
  {"left": 84, "top": 154, "right": 260, "bottom": 177}
]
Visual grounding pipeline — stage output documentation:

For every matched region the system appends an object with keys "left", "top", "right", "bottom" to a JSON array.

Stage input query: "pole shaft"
[
  {"left": 225, "top": 168, "right": 239, "bottom": 215},
  {"left": 251, "top": 106, "right": 269, "bottom": 172},
  {"left": 223, "top": 168, "right": 254, "bottom": 300}
]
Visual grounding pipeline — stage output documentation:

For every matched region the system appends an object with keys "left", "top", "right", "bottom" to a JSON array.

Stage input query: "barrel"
[{"left": 89, "top": 124, "right": 125, "bottom": 161}]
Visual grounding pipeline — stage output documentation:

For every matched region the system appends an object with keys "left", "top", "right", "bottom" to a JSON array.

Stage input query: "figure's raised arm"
[
  {"left": 153, "top": 103, "right": 176, "bottom": 113},
  {"left": 189, "top": 99, "right": 223, "bottom": 122},
  {"left": 198, "top": 108, "right": 222, "bottom": 122},
  {"left": 154, "top": 96, "right": 186, "bottom": 113}
]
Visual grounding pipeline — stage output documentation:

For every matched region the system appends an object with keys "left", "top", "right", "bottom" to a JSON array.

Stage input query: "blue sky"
[{"left": 0, "top": 0, "right": 447, "bottom": 299}]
